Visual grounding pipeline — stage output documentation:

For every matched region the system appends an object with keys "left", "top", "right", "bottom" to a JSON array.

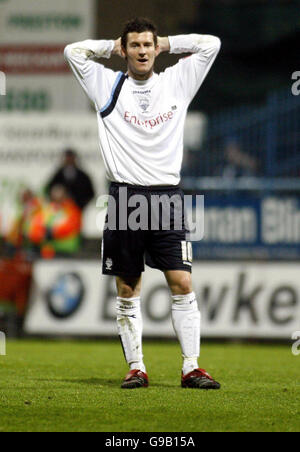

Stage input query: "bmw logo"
[{"left": 46, "top": 273, "right": 84, "bottom": 319}]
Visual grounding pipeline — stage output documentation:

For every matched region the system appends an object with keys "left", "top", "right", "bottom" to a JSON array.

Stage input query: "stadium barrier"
[
  {"left": 24, "top": 259, "right": 300, "bottom": 339},
  {"left": 0, "top": 331, "right": 6, "bottom": 355},
  {"left": 191, "top": 193, "right": 300, "bottom": 260},
  {"left": 185, "top": 88, "right": 300, "bottom": 180}
]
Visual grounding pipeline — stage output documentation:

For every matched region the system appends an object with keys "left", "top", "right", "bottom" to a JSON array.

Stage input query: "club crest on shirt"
[{"left": 138, "top": 96, "right": 150, "bottom": 113}]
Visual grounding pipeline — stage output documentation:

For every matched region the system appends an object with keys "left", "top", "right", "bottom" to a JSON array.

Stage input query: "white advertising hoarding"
[
  {"left": 24, "top": 261, "right": 300, "bottom": 339},
  {"left": 0, "top": 113, "right": 106, "bottom": 238},
  {"left": 0, "top": 0, "right": 95, "bottom": 44},
  {"left": 1, "top": 74, "right": 89, "bottom": 112},
  {"left": 0, "top": 0, "right": 95, "bottom": 112}
]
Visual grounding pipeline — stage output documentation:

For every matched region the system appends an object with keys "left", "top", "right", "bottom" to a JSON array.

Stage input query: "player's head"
[
  {"left": 63, "top": 148, "right": 77, "bottom": 167},
  {"left": 21, "top": 188, "right": 34, "bottom": 204},
  {"left": 121, "top": 17, "right": 159, "bottom": 80},
  {"left": 50, "top": 184, "right": 68, "bottom": 203}
]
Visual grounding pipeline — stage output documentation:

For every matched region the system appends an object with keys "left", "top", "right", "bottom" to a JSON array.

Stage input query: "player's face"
[{"left": 123, "top": 31, "right": 158, "bottom": 80}]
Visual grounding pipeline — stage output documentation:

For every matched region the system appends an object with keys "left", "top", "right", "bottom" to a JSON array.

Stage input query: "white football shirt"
[{"left": 64, "top": 34, "right": 221, "bottom": 186}]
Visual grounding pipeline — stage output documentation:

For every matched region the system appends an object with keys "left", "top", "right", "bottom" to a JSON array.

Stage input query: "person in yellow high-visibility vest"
[{"left": 29, "top": 185, "right": 82, "bottom": 258}]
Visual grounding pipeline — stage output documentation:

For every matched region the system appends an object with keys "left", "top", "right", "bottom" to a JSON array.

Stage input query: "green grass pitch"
[{"left": 0, "top": 339, "right": 299, "bottom": 432}]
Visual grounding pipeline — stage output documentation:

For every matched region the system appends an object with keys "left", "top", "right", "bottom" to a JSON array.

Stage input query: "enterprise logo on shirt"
[{"left": 124, "top": 110, "right": 175, "bottom": 129}]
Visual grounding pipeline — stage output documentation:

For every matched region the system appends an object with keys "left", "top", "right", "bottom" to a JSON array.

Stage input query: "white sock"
[
  {"left": 116, "top": 296, "right": 146, "bottom": 373},
  {"left": 171, "top": 292, "right": 200, "bottom": 375}
]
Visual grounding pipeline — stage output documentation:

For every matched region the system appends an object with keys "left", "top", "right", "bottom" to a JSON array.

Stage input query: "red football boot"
[
  {"left": 121, "top": 369, "right": 149, "bottom": 389},
  {"left": 181, "top": 368, "right": 221, "bottom": 389}
]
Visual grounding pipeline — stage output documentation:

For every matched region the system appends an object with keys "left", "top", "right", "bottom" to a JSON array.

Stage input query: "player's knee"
[
  {"left": 178, "top": 279, "right": 193, "bottom": 295},
  {"left": 118, "top": 284, "right": 135, "bottom": 298},
  {"left": 170, "top": 273, "right": 193, "bottom": 295},
  {"left": 116, "top": 276, "right": 141, "bottom": 298}
]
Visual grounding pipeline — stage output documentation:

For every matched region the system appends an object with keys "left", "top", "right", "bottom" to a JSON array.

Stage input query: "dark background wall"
[
  {"left": 96, "top": 0, "right": 198, "bottom": 76},
  {"left": 96, "top": 0, "right": 299, "bottom": 113}
]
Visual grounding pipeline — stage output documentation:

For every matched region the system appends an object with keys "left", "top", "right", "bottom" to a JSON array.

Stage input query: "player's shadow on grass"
[
  {"left": 36, "top": 378, "right": 175, "bottom": 388},
  {"left": 64, "top": 379, "right": 175, "bottom": 389},
  {"left": 64, "top": 378, "right": 120, "bottom": 387},
  {"left": 63, "top": 379, "right": 175, "bottom": 388},
  {"left": 35, "top": 377, "right": 120, "bottom": 387}
]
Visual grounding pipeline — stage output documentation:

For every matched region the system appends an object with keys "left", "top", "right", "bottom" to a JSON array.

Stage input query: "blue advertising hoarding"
[{"left": 193, "top": 195, "right": 300, "bottom": 260}]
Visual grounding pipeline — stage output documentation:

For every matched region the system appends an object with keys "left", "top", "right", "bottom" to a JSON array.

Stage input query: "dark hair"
[
  {"left": 64, "top": 148, "right": 77, "bottom": 158},
  {"left": 121, "top": 17, "right": 158, "bottom": 49}
]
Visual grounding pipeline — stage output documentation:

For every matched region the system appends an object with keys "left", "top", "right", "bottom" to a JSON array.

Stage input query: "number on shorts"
[{"left": 181, "top": 241, "right": 193, "bottom": 263}]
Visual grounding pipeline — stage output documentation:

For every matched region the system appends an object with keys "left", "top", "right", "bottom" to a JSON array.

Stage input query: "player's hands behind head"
[
  {"left": 157, "top": 37, "right": 170, "bottom": 56},
  {"left": 112, "top": 38, "right": 125, "bottom": 58}
]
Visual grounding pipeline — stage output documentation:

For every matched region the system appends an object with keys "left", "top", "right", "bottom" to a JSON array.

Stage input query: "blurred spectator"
[
  {"left": 218, "top": 140, "right": 259, "bottom": 179},
  {"left": 5, "top": 186, "right": 82, "bottom": 258},
  {"left": 46, "top": 149, "right": 95, "bottom": 210},
  {"left": 0, "top": 254, "right": 32, "bottom": 319},
  {"left": 32, "top": 185, "right": 82, "bottom": 258},
  {"left": 5, "top": 188, "right": 42, "bottom": 251}
]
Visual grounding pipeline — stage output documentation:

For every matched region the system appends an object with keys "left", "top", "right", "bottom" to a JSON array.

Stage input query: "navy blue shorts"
[{"left": 101, "top": 183, "right": 192, "bottom": 277}]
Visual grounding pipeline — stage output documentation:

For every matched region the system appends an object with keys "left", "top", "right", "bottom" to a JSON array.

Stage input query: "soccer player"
[{"left": 64, "top": 17, "right": 221, "bottom": 389}]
